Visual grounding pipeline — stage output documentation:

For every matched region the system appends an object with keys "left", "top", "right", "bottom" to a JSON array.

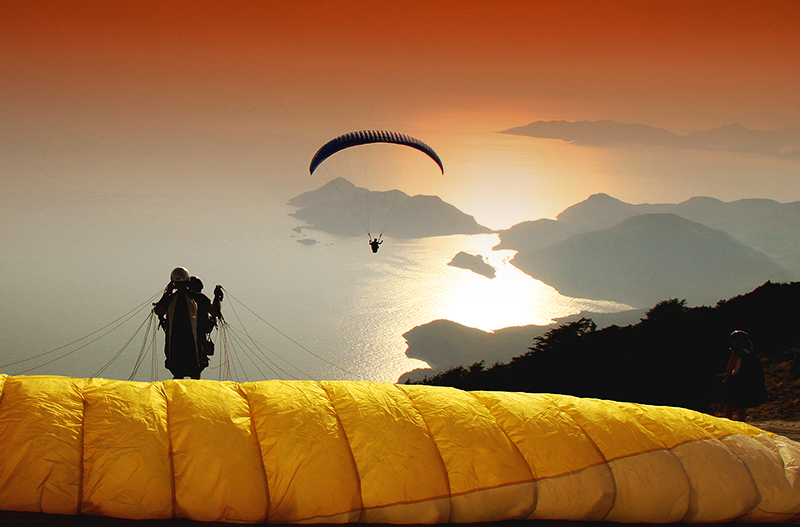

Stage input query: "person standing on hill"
[
  {"left": 724, "top": 330, "right": 767, "bottom": 421},
  {"left": 154, "top": 267, "right": 223, "bottom": 379}
]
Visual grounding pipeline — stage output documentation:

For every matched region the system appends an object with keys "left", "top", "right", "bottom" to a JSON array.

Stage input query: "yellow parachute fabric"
[{"left": 1, "top": 374, "right": 800, "bottom": 524}]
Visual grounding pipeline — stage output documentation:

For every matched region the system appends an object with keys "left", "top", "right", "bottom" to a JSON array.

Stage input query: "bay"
[{"left": 0, "top": 203, "right": 631, "bottom": 383}]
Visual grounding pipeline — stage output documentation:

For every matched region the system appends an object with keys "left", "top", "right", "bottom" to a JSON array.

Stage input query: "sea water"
[
  {"left": 0, "top": 205, "right": 630, "bottom": 383},
  {"left": 1, "top": 131, "right": 796, "bottom": 383}
]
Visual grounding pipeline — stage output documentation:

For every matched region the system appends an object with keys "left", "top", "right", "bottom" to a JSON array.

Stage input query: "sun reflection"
[
  {"left": 247, "top": 228, "right": 635, "bottom": 383},
  {"left": 443, "top": 256, "right": 565, "bottom": 331},
  {"left": 390, "top": 234, "right": 632, "bottom": 333}
]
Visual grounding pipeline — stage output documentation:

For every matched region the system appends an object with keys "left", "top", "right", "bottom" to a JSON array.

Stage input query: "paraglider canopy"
[
  {"left": 306, "top": 130, "right": 445, "bottom": 242},
  {"left": 309, "top": 130, "right": 444, "bottom": 176}
]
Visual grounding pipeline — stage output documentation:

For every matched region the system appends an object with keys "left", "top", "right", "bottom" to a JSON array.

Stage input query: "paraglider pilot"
[
  {"left": 154, "top": 267, "right": 223, "bottom": 379},
  {"left": 369, "top": 236, "right": 383, "bottom": 253},
  {"left": 724, "top": 330, "right": 767, "bottom": 422}
]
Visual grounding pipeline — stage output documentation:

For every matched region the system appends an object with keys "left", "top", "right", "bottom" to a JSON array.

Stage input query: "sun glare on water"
[
  {"left": 396, "top": 234, "right": 631, "bottom": 332},
  {"left": 326, "top": 233, "right": 633, "bottom": 381}
]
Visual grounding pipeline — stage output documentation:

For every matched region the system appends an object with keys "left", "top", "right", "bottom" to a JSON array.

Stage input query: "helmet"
[
  {"left": 188, "top": 276, "right": 204, "bottom": 292},
  {"left": 170, "top": 267, "right": 191, "bottom": 282},
  {"left": 730, "top": 330, "right": 749, "bottom": 340},
  {"left": 730, "top": 330, "right": 752, "bottom": 348}
]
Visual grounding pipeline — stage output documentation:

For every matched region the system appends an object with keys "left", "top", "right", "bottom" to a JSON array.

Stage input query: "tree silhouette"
[{"left": 410, "top": 282, "right": 800, "bottom": 418}]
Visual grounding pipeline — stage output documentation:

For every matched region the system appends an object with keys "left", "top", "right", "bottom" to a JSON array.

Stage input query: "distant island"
[
  {"left": 447, "top": 252, "right": 495, "bottom": 278},
  {"left": 293, "top": 177, "right": 799, "bottom": 329},
  {"left": 500, "top": 119, "right": 800, "bottom": 159},
  {"left": 288, "top": 178, "right": 492, "bottom": 239}
]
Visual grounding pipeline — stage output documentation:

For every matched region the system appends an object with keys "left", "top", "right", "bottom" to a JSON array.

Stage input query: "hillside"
[
  {"left": 494, "top": 218, "right": 581, "bottom": 252},
  {"left": 399, "top": 309, "right": 646, "bottom": 383},
  {"left": 552, "top": 193, "right": 800, "bottom": 275},
  {"left": 288, "top": 178, "right": 492, "bottom": 239},
  {"left": 409, "top": 281, "right": 800, "bottom": 420},
  {"left": 509, "top": 213, "right": 792, "bottom": 307}
]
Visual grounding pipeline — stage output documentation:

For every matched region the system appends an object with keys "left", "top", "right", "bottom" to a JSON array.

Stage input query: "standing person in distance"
[{"left": 724, "top": 330, "right": 767, "bottom": 422}]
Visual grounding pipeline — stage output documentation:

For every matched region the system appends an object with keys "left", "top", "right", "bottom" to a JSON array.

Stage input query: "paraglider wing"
[
  {"left": 309, "top": 130, "right": 444, "bottom": 175},
  {"left": 2, "top": 375, "right": 800, "bottom": 524}
]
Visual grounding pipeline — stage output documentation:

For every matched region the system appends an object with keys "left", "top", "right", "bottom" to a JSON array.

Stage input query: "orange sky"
[
  {"left": 3, "top": 0, "right": 800, "bottom": 380},
  {"left": 1, "top": 0, "right": 799, "bottom": 225},
  {"left": 2, "top": 0, "right": 798, "bottom": 135}
]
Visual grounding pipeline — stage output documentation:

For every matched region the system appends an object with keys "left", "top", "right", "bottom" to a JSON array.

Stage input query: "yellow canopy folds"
[{"left": 1, "top": 374, "right": 798, "bottom": 523}]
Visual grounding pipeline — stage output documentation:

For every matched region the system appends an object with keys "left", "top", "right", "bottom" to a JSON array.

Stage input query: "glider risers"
[{"left": 0, "top": 375, "right": 799, "bottom": 523}]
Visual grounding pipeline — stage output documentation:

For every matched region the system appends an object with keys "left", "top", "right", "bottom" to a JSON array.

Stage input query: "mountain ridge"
[
  {"left": 498, "top": 193, "right": 800, "bottom": 276},
  {"left": 507, "top": 212, "right": 793, "bottom": 307}
]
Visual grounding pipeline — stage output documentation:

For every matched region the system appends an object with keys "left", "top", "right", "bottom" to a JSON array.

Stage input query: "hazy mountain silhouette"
[
  {"left": 288, "top": 178, "right": 492, "bottom": 239},
  {"left": 551, "top": 193, "right": 800, "bottom": 274},
  {"left": 501, "top": 120, "right": 800, "bottom": 159},
  {"left": 509, "top": 213, "right": 792, "bottom": 307},
  {"left": 494, "top": 219, "right": 582, "bottom": 252},
  {"left": 556, "top": 193, "right": 641, "bottom": 230}
]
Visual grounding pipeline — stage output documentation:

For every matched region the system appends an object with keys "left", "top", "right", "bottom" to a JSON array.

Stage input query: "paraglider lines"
[
  {"left": 217, "top": 321, "right": 277, "bottom": 381},
  {"left": 329, "top": 172, "right": 371, "bottom": 236},
  {"left": 219, "top": 293, "right": 312, "bottom": 381},
  {"left": 217, "top": 322, "right": 233, "bottom": 381},
  {"left": 356, "top": 145, "right": 371, "bottom": 233},
  {"left": 92, "top": 310, "right": 157, "bottom": 379},
  {"left": 151, "top": 317, "right": 159, "bottom": 381},
  {"left": 2, "top": 289, "right": 367, "bottom": 382},
  {"left": 377, "top": 196, "right": 408, "bottom": 239},
  {"left": 0, "top": 292, "right": 161, "bottom": 375},
  {"left": 212, "top": 321, "right": 289, "bottom": 383},
  {"left": 309, "top": 130, "right": 444, "bottom": 243},
  {"left": 224, "top": 331, "right": 251, "bottom": 383},
  {"left": 218, "top": 321, "right": 304, "bottom": 381},
  {"left": 323, "top": 146, "right": 403, "bottom": 241},
  {"left": 125, "top": 311, "right": 160, "bottom": 381},
  {"left": 221, "top": 288, "right": 366, "bottom": 380}
]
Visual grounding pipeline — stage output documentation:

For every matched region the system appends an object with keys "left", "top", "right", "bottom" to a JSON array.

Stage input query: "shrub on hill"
[{"left": 410, "top": 282, "right": 800, "bottom": 419}]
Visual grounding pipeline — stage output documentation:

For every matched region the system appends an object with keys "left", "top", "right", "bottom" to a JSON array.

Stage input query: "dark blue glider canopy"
[{"left": 309, "top": 130, "right": 444, "bottom": 175}]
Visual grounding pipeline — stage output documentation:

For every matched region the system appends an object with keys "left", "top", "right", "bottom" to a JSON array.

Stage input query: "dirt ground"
[{"left": 749, "top": 420, "right": 800, "bottom": 441}]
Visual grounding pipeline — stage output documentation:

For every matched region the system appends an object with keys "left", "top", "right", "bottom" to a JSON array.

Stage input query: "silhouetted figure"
[
  {"left": 369, "top": 236, "right": 383, "bottom": 253},
  {"left": 724, "top": 330, "right": 767, "bottom": 421},
  {"left": 188, "top": 275, "right": 223, "bottom": 363},
  {"left": 154, "top": 267, "right": 223, "bottom": 379}
]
